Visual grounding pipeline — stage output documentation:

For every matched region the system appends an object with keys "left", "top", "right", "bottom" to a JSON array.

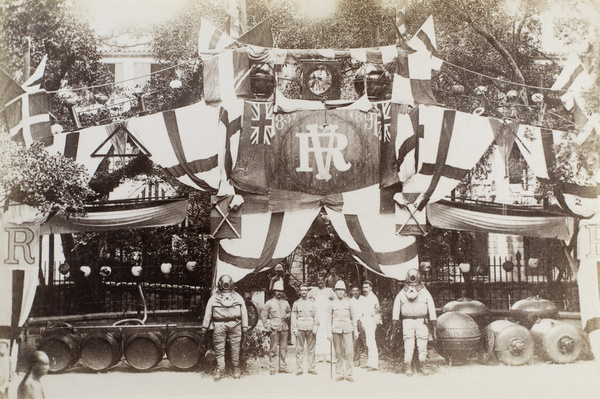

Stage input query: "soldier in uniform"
[
  {"left": 291, "top": 283, "right": 319, "bottom": 375},
  {"left": 201, "top": 275, "right": 249, "bottom": 381},
  {"left": 358, "top": 280, "right": 381, "bottom": 370},
  {"left": 327, "top": 280, "right": 359, "bottom": 382},
  {"left": 392, "top": 268, "right": 437, "bottom": 375},
  {"left": 268, "top": 264, "right": 285, "bottom": 295},
  {"left": 349, "top": 286, "right": 365, "bottom": 366},
  {"left": 308, "top": 276, "right": 335, "bottom": 362},
  {"left": 262, "top": 280, "right": 292, "bottom": 375}
]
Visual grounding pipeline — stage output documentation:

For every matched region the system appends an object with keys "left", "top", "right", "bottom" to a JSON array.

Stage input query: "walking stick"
[{"left": 330, "top": 338, "right": 333, "bottom": 380}]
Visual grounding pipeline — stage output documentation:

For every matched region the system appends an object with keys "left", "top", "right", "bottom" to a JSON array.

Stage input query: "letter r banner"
[{"left": 0, "top": 216, "right": 40, "bottom": 329}]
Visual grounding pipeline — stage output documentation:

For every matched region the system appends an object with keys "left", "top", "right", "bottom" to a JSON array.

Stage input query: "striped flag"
[
  {"left": 515, "top": 124, "right": 599, "bottom": 217},
  {"left": 45, "top": 124, "right": 124, "bottom": 178},
  {"left": 218, "top": 100, "right": 244, "bottom": 196},
  {"left": 407, "top": 15, "right": 439, "bottom": 57},
  {"left": 22, "top": 55, "right": 47, "bottom": 92},
  {"left": 127, "top": 101, "right": 228, "bottom": 192},
  {"left": 551, "top": 53, "right": 593, "bottom": 111},
  {"left": 238, "top": 19, "right": 273, "bottom": 47},
  {"left": 401, "top": 105, "right": 495, "bottom": 210},
  {"left": 392, "top": 15, "right": 443, "bottom": 106},
  {"left": 395, "top": 0, "right": 408, "bottom": 36},
  {"left": 0, "top": 67, "right": 25, "bottom": 110},
  {"left": 198, "top": 18, "right": 237, "bottom": 53},
  {"left": 375, "top": 101, "right": 413, "bottom": 188},
  {"left": 203, "top": 48, "right": 251, "bottom": 102},
  {"left": 325, "top": 208, "right": 419, "bottom": 281},
  {"left": 216, "top": 208, "right": 320, "bottom": 282},
  {"left": 216, "top": 203, "right": 419, "bottom": 283},
  {"left": 215, "top": 100, "right": 244, "bottom": 196},
  {"left": 396, "top": 106, "right": 422, "bottom": 183},
  {"left": 4, "top": 90, "right": 52, "bottom": 146},
  {"left": 224, "top": 0, "right": 247, "bottom": 38}
]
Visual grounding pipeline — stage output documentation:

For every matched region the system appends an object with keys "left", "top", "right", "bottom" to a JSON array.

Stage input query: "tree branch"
[{"left": 470, "top": 23, "right": 526, "bottom": 85}]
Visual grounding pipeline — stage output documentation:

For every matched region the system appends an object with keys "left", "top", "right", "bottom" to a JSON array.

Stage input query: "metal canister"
[
  {"left": 434, "top": 312, "right": 482, "bottom": 364},
  {"left": 442, "top": 297, "right": 491, "bottom": 329},
  {"left": 530, "top": 319, "right": 584, "bottom": 363},
  {"left": 39, "top": 333, "right": 80, "bottom": 372},
  {"left": 124, "top": 331, "right": 164, "bottom": 370},
  {"left": 511, "top": 296, "right": 558, "bottom": 329},
  {"left": 484, "top": 320, "right": 534, "bottom": 366},
  {"left": 80, "top": 332, "right": 122, "bottom": 371},
  {"left": 166, "top": 331, "right": 202, "bottom": 369}
]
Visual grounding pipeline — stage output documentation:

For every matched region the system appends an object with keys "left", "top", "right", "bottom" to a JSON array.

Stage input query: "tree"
[
  {"left": 0, "top": 0, "right": 114, "bottom": 130},
  {"left": 0, "top": 0, "right": 111, "bottom": 90},
  {"left": 0, "top": 131, "right": 94, "bottom": 217}
]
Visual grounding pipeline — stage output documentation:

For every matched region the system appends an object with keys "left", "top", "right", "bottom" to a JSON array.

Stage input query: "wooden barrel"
[
  {"left": 166, "top": 331, "right": 202, "bottom": 369},
  {"left": 40, "top": 334, "right": 79, "bottom": 372},
  {"left": 80, "top": 333, "right": 121, "bottom": 371},
  {"left": 124, "top": 332, "right": 164, "bottom": 370}
]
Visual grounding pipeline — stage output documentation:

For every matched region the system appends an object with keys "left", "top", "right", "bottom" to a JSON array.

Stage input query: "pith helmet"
[
  {"left": 334, "top": 280, "right": 346, "bottom": 290},
  {"left": 273, "top": 280, "right": 284, "bottom": 291},
  {"left": 218, "top": 274, "right": 234, "bottom": 292},
  {"left": 274, "top": 264, "right": 284, "bottom": 272}
]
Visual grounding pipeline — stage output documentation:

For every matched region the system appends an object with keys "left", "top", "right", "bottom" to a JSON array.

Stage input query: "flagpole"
[{"left": 23, "top": 37, "right": 31, "bottom": 81}]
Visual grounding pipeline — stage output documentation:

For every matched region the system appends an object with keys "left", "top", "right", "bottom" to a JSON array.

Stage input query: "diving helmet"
[
  {"left": 218, "top": 274, "right": 235, "bottom": 292},
  {"left": 404, "top": 268, "right": 422, "bottom": 301},
  {"left": 406, "top": 268, "right": 421, "bottom": 285}
]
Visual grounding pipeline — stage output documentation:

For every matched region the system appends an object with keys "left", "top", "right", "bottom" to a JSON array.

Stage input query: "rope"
[
  {"left": 47, "top": 56, "right": 205, "bottom": 94},
  {"left": 44, "top": 46, "right": 584, "bottom": 96},
  {"left": 442, "top": 61, "right": 566, "bottom": 92},
  {"left": 434, "top": 87, "right": 543, "bottom": 109}
]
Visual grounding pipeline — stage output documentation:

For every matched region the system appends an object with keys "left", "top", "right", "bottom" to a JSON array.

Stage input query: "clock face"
[{"left": 307, "top": 66, "right": 333, "bottom": 96}]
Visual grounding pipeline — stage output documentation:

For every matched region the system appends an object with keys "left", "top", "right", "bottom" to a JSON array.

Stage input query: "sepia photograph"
[{"left": 0, "top": 0, "right": 599, "bottom": 398}]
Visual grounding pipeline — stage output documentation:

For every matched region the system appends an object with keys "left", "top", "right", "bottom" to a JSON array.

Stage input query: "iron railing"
[{"left": 31, "top": 255, "right": 580, "bottom": 318}]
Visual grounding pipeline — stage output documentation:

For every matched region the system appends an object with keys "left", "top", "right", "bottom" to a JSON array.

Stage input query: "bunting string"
[
  {"left": 46, "top": 57, "right": 204, "bottom": 94},
  {"left": 442, "top": 61, "right": 570, "bottom": 93},
  {"left": 45, "top": 50, "right": 590, "bottom": 97}
]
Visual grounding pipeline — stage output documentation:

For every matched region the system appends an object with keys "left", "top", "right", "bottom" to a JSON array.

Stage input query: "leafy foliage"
[
  {"left": 0, "top": 0, "right": 112, "bottom": 91},
  {"left": 0, "top": 132, "right": 94, "bottom": 216},
  {"left": 0, "top": 0, "right": 114, "bottom": 132}
]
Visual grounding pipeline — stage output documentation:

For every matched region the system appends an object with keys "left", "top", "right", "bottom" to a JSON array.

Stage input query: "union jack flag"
[
  {"left": 250, "top": 102, "right": 274, "bottom": 144},
  {"left": 376, "top": 101, "right": 392, "bottom": 142}
]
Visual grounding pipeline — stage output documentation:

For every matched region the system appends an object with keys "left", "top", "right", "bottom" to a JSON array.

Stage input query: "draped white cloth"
[
  {"left": 40, "top": 199, "right": 188, "bottom": 235},
  {"left": 0, "top": 205, "right": 44, "bottom": 336}
]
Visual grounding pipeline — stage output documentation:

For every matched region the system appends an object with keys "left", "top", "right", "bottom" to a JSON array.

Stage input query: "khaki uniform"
[
  {"left": 291, "top": 298, "right": 319, "bottom": 373},
  {"left": 326, "top": 297, "right": 358, "bottom": 378},
  {"left": 262, "top": 297, "right": 291, "bottom": 372}
]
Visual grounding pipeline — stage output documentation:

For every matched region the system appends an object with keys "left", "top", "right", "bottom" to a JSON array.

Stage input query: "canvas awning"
[
  {"left": 427, "top": 200, "right": 575, "bottom": 241},
  {"left": 40, "top": 198, "right": 188, "bottom": 235}
]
